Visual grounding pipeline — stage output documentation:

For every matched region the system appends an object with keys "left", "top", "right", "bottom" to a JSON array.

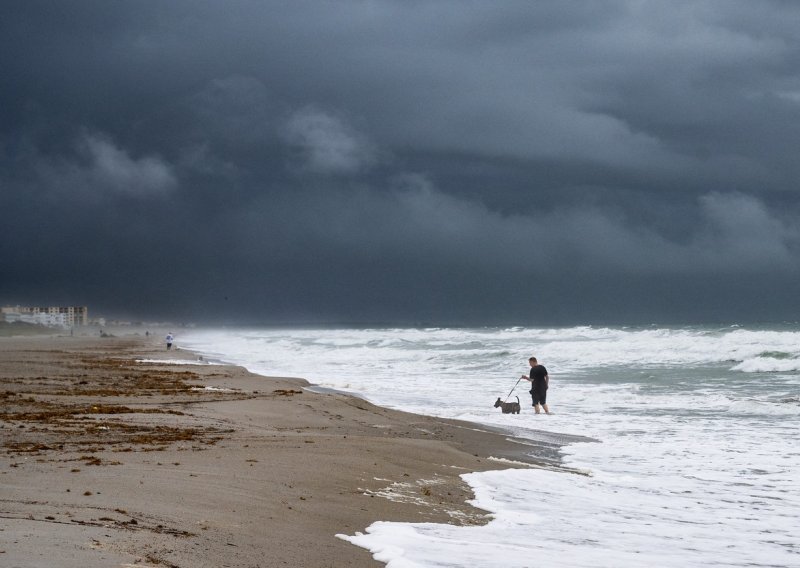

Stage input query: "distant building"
[
  {"left": 3, "top": 311, "right": 67, "bottom": 327},
  {"left": 1, "top": 305, "right": 89, "bottom": 328}
]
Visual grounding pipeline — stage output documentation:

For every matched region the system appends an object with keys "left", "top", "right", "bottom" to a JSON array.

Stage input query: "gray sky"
[{"left": 2, "top": 1, "right": 800, "bottom": 325}]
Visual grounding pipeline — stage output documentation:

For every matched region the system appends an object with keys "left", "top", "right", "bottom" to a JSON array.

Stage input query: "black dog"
[{"left": 494, "top": 395, "right": 521, "bottom": 414}]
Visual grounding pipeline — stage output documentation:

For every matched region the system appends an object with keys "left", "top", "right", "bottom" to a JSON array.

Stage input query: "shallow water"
[{"left": 181, "top": 325, "right": 800, "bottom": 567}]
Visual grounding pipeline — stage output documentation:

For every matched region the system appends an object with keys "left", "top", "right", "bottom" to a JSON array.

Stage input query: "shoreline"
[{"left": 0, "top": 333, "right": 574, "bottom": 567}]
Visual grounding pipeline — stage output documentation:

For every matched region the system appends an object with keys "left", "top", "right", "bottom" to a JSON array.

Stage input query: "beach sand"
[{"left": 0, "top": 333, "right": 559, "bottom": 567}]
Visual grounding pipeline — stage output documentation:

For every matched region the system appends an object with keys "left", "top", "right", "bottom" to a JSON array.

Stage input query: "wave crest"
[{"left": 732, "top": 357, "right": 800, "bottom": 373}]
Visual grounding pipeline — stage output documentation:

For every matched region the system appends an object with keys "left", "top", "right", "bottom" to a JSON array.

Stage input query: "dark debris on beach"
[{"left": 0, "top": 349, "right": 244, "bottom": 460}]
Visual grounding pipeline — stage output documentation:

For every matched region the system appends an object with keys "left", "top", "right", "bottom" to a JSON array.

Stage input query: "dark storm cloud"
[{"left": 3, "top": 1, "right": 800, "bottom": 324}]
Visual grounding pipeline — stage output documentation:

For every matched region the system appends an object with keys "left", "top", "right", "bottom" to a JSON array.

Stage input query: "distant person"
[
  {"left": 521, "top": 356, "right": 550, "bottom": 414},
  {"left": 166, "top": 332, "right": 174, "bottom": 350}
]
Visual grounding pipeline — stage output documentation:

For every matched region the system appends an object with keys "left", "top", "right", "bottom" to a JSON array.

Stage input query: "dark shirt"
[{"left": 530, "top": 365, "right": 548, "bottom": 388}]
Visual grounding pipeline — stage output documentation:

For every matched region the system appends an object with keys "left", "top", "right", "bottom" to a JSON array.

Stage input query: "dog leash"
[{"left": 504, "top": 376, "right": 523, "bottom": 402}]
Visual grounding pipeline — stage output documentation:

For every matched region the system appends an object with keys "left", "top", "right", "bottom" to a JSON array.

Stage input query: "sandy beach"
[{"left": 0, "top": 333, "right": 557, "bottom": 567}]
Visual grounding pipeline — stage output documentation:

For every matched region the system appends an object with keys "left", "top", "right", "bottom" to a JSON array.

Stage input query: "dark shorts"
[{"left": 530, "top": 386, "right": 547, "bottom": 405}]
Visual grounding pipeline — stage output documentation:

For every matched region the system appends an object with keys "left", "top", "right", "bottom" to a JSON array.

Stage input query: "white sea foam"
[
  {"left": 733, "top": 357, "right": 800, "bottom": 373},
  {"left": 136, "top": 358, "right": 217, "bottom": 365},
  {"left": 182, "top": 325, "right": 800, "bottom": 567}
]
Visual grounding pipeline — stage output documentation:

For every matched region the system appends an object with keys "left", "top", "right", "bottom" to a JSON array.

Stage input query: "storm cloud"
[{"left": 2, "top": 1, "right": 800, "bottom": 325}]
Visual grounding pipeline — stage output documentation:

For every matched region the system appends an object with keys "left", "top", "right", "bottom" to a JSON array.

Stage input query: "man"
[
  {"left": 521, "top": 356, "right": 550, "bottom": 414},
  {"left": 166, "top": 332, "right": 174, "bottom": 350}
]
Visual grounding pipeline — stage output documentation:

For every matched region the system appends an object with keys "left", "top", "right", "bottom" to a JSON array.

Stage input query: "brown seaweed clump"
[{"left": 0, "top": 348, "right": 238, "bottom": 459}]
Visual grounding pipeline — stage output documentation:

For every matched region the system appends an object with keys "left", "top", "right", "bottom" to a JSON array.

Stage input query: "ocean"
[{"left": 180, "top": 325, "right": 800, "bottom": 567}]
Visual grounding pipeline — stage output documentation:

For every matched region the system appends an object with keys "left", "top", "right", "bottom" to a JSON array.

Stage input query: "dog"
[{"left": 494, "top": 395, "right": 521, "bottom": 414}]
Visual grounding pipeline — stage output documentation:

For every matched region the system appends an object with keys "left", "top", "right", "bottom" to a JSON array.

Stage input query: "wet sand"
[{"left": 0, "top": 333, "right": 562, "bottom": 567}]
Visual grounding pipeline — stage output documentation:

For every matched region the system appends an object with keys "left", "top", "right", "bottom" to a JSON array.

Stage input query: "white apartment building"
[
  {"left": 1, "top": 305, "right": 89, "bottom": 328},
  {"left": 3, "top": 311, "right": 67, "bottom": 327}
]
